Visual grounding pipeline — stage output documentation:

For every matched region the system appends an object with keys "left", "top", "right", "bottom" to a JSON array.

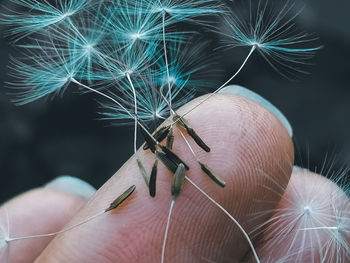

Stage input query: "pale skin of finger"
[
  {"left": 250, "top": 170, "right": 350, "bottom": 262},
  {"left": 0, "top": 188, "right": 86, "bottom": 263},
  {"left": 36, "top": 94, "right": 294, "bottom": 263}
]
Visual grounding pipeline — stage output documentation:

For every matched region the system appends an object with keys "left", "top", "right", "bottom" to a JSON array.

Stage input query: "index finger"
[{"left": 36, "top": 93, "right": 293, "bottom": 263}]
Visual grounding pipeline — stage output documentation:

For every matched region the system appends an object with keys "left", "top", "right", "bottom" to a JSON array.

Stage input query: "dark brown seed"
[
  {"left": 149, "top": 160, "right": 158, "bottom": 197},
  {"left": 171, "top": 163, "right": 186, "bottom": 199},
  {"left": 155, "top": 150, "right": 178, "bottom": 174},
  {"left": 160, "top": 145, "right": 189, "bottom": 170},
  {"left": 139, "top": 126, "right": 156, "bottom": 153},
  {"left": 166, "top": 127, "right": 174, "bottom": 149},
  {"left": 172, "top": 114, "right": 190, "bottom": 130},
  {"left": 137, "top": 159, "right": 149, "bottom": 187},
  {"left": 173, "top": 114, "right": 210, "bottom": 152},
  {"left": 186, "top": 127, "right": 210, "bottom": 152},
  {"left": 105, "top": 185, "right": 136, "bottom": 212},
  {"left": 143, "top": 126, "right": 170, "bottom": 150},
  {"left": 199, "top": 162, "right": 226, "bottom": 188}
]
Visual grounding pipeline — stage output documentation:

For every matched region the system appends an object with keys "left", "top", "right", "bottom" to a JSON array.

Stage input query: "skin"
[{"left": 0, "top": 93, "right": 348, "bottom": 262}]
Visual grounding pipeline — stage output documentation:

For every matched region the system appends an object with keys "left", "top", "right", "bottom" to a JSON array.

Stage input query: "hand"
[{"left": 1, "top": 87, "right": 348, "bottom": 263}]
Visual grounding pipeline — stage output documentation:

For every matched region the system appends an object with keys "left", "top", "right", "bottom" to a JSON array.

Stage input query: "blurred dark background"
[{"left": 0, "top": 0, "right": 349, "bottom": 202}]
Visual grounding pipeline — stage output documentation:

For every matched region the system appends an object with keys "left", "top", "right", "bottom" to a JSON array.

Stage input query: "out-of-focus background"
[{"left": 0, "top": 0, "right": 349, "bottom": 202}]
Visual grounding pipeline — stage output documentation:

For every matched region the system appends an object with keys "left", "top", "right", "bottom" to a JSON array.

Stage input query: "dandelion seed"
[
  {"left": 199, "top": 162, "right": 226, "bottom": 188},
  {"left": 7, "top": 48, "right": 77, "bottom": 105},
  {"left": 2, "top": 185, "right": 136, "bottom": 248},
  {"left": 105, "top": 185, "right": 136, "bottom": 212},
  {"left": 1, "top": 0, "right": 92, "bottom": 40},
  {"left": 162, "top": 163, "right": 186, "bottom": 263},
  {"left": 139, "top": 126, "right": 157, "bottom": 153},
  {"left": 137, "top": 159, "right": 150, "bottom": 187},
  {"left": 160, "top": 145, "right": 190, "bottom": 170},
  {"left": 172, "top": 113, "right": 191, "bottom": 130},
  {"left": 169, "top": 121, "right": 225, "bottom": 190},
  {"left": 218, "top": 0, "right": 323, "bottom": 79},
  {"left": 173, "top": 113, "right": 210, "bottom": 152},
  {"left": 186, "top": 127, "right": 210, "bottom": 152},
  {"left": 149, "top": 160, "right": 158, "bottom": 197},
  {"left": 104, "top": 0, "right": 182, "bottom": 51},
  {"left": 143, "top": 126, "right": 171, "bottom": 151},
  {"left": 63, "top": 18, "right": 108, "bottom": 83},
  {"left": 177, "top": 0, "right": 323, "bottom": 119},
  {"left": 155, "top": 150, "right": 178, "bottom": 174},
  {"left": 171, "top": 163, "right": 186, "bottom": 199},
  {"left": 166, "top": 127, "right": 174, "bottom": 149}
]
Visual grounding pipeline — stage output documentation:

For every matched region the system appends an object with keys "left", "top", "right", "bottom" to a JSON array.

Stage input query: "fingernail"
[
  {"left": 293, "top": 166, "right": 309, "bottom": 172},
  {"left": 0, "top": 218, "right": 8, "bottom": 248},
  {"left": 44, "top": 176, "right": 96, "bottom": 199},
  {"left": 218, "top": 85, "right": 293, "bottom": 137}
]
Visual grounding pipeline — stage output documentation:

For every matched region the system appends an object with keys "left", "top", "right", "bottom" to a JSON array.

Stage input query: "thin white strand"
[
  {"left": 7, "top": 211, "right": 104, "bottom": 242},
  {"left": 162, "top": 12, "right": 172, "bottom": 111},
  {"left": 126, "top": 72, "right": 138, "bottom": 155},
  {"left": 159, "top": 82, "right": 202, "bottom": 163},
  {"left": 299, "top": 226, "right": 339, "bottom": 231},
  {"left": 185, "top": 176, "right": 261, "bottom": 263},
  {"left": 161, "top": 199, "right": 175, "bottom": 263},
  {"left": 159, "top": 88, "right": 176, "bottom": 116},
  {"left": 179, "top": 45, "right": 256, "bottom": 119},
  {"left": 70, "top": 78, "right": 155, "bottom": 142},
  {"left": 178, "top": 129, "right": 200, "bottom": 162}
]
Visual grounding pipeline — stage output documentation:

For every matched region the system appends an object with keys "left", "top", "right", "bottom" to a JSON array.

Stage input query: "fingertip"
[
  {"left": 218, "top": 85, "right": 293, "bottom": 138},
  {"left": 0, "top": 187, "right": 87, "bottom": 263},
  {"left": 37, "top": 94, "right": 295, "bottom": 262},
  {"left": 252, "top": 169, "right": 350, "bottom": 262}
]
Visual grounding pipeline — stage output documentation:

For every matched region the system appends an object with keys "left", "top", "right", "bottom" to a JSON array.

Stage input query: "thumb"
[{"left": 37, "top": 91, "right": 294, "bottom": 263}]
